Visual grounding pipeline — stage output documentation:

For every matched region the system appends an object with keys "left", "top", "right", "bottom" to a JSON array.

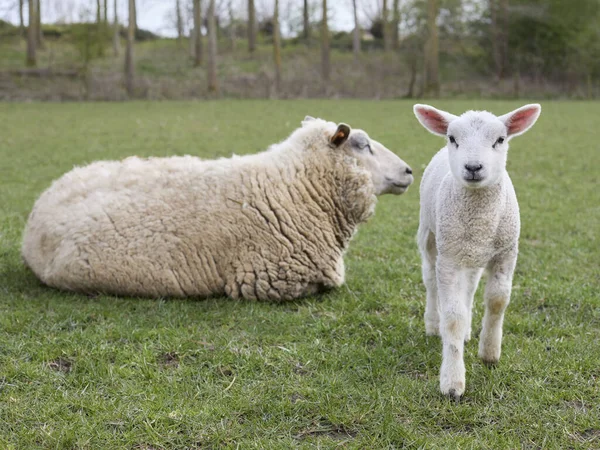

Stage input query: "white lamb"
[
  {"left": 413, "top": 103, "right": 541, "bottom": 398},
  {"left": 22, "top": 117, "right": 414, "bottom": 300}
]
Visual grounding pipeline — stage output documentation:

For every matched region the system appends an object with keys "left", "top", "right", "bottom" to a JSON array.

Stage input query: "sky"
[{"left": 0, "top": 0, "right": 364, "bottom": 37}]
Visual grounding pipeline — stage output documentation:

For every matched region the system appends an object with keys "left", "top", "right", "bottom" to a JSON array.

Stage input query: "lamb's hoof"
[
  {"left": 447, "top": 388, "right": 463, "bottom": 402},
  {"left": 478, "top": 348, "right": 500, "bottom": 366},
  {"left": 481, "top": 357, "right": 499, "bottom": 368}
]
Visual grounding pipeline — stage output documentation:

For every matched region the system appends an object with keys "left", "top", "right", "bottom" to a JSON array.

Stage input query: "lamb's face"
[
  {"left": 413, "top": 104, "right": 541, "bottom": 189},
  {"left": 344, "top": 129, "right": 414, "bottom": 195}
]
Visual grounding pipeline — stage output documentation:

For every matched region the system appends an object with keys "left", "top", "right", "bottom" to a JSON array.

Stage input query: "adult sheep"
[
  {"left": 413, "top": 103, "right": 541, "bottom": 399},
  {"left": 22, "top": 117, "right": 414, "bottom": 300}
]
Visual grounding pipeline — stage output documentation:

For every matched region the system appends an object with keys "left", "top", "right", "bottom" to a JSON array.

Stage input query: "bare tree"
[
  {"left": 490, "top": 0, "right": 509, "bottom": 79},
  {"left": 19, "top": 0, "right": 25, "bottom": 36},
  {"left": 193, "top": 0, "right": 202, "bottom": 65},
  {"left": 113, "top": 0, "right": 120, "bottom": 56},
  {"left": 229, "top": 0, "right": 235, "bottom": 50},
  {"left": 104, "top": 0, "right": 108, "bottom": 23},
  {"left": 273, "top": 0, "right": 282, "bottom": 96},
  {"left": 352, "top": 0, "right": 360, "bottom": 59},
  {"left": 321, "top": 0, "right": 330, "bottom": 83},
  {"left": 176, "top": 0, "right": 184, "bottom": 41},
  {"left": 392, "top": 0, "right": 400, "bottom": 49},
  {"left": 303, "top": 0, "right": 310, "bottom": 41},
  {"left": 96, "top": 0, "right": 102, "bottom": 24},
  {"left": 423, "top": 0, "right": 440, "bottom": 96},
  {"left": 382, "top": 0, "right": 391, "bottom": 51},
  {"left": 26, "top": 0, "right": 36, "bottom": 66},
  {"left": 125, "top": 0, "right": 135, "bottom": 96},
  {"left": 207, "top": 0, "right": 219, "bottom": 93},
  {"left": 36, "top": 0, "right": 43, "bottom": 48},
  {"left": 248, "top": 0, "right": 256, "bottom": 53}
]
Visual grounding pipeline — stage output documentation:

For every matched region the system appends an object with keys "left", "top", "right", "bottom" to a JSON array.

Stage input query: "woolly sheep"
[
  {"left": 22, "top": 117, "right": 414, "bottom": 300},
  {"left": 413, "top": 103, "right": 541, "bottom": 399}
]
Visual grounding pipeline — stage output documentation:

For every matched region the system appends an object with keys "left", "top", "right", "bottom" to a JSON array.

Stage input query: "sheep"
[
  {"left": 22, "top": 117, "right": 414, "bottom": 301},
  {"left": 413, "top": 103, "right": 541, "bottom": 399}
]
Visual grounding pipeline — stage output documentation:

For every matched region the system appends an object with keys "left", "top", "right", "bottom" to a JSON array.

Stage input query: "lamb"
[
  {"left": 22, "top": 117, "right": 414, "bottom": 300},
  {"left": 413, "top": 103, "right": 541, "bottom": 399}
]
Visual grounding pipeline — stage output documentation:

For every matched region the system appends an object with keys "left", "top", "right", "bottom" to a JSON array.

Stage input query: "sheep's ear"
[
  {"left": 413, "top": 104, "right": 458, "bottom": 137},
  {"left": 330, "top": 123, "right": 351, "bottom": 147},
  {"left": 301, "top": 115, "right": 316, "bottom": 126},
  {"left": 498, "top": 104, "right": 541, "bottom": 139}
]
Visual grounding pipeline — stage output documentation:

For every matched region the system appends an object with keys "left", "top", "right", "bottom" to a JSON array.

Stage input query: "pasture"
[{"left": 0, "top": 100, "right": 598, "bottom": 448}]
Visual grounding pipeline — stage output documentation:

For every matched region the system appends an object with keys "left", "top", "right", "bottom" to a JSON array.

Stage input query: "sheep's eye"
[
  {"left": 365, "top": 144, "right": 373, "bottom": 155},
  {"left": 496, "top": 137, "right": 505, "bottom": 145},
  {"left": 448, "top": 136, "right": 457, "bottom": 146}
]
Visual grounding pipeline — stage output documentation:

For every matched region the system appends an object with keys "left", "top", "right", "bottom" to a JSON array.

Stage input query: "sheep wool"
[{"left": 22, "top": 118, "right": 413, "bottom": 300}]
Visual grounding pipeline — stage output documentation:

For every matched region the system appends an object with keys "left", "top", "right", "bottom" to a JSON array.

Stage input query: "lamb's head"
[
  {"left": 302, "top": 116, "right": 414, "bottom": 195},
  {"left": 413, "top": 104, "right": 541, "bottom": 188}
]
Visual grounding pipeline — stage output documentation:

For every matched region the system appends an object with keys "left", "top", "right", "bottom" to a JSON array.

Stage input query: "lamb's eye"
[
  {"left": 496, "top": 137, "right": 505, "bottom": 145},
  {"left": 365, "top": 144, "right": 373, "bottom": 155},
  {"left": 448, "top": 136, "right": 457, "bottom": 146}
]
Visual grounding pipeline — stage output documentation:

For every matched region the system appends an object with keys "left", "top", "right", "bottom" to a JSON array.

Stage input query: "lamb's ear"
[
  {"left": 498, "top": 104, "right": 541, "bottom": 139},
  {"left": 330, "top": 123, "right": 351, "bottom": 147},
  {"left": 302, "top": 115, "right": 316, "bottom": 126},
  {"left": 413, "top": 104, "right": 458, "bottom": 137}
]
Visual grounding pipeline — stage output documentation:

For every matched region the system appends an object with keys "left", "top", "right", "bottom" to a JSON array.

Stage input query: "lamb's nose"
[
  {"left": 405, "top": 166, "right": 413, "bottom": 175},
  {"left": 464, "top": 164, "right": 483, "bottom": 173}
]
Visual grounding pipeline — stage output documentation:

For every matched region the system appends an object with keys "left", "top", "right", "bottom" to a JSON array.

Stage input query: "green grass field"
[{"left": 0, "top": 100, "right": 599, "bottom": 448}]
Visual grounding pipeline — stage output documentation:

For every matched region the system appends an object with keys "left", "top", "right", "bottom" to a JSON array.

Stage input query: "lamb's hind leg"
[
  {"left": 479, "top": 249, "right": 517, "bottom": 364},
  {"left": 418, "top": 227, "right": 439, "bottom": 336}
]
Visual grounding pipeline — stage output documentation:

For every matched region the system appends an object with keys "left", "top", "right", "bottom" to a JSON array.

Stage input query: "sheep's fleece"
[{"left": 22, "top": 118, "right": 413, "bottom": 300}]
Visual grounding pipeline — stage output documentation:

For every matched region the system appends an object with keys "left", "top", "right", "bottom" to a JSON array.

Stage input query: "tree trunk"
[
  {"left": 248, "top": 0, "right": 256, "bottom": 53},
  {"left": 97, "top": 0, "right": 102, "bottom": 24},
  {"left": 113, "top": 0, "right": 120, "bottom": 56},
  {"left": 303, "top": 0, "right": 310, "bottom": 41},
  {"left": 19, "top": 0, "right": 25, "bottom": 37},
  {"left": 132, "top": 0, "right": 137, "bottom": 32},
  {"left": 207, "top": 0, "right": 219, "bottom": 93},
  {"left": 176, "top": 0, "right": 184, "bottom": 41},
  {"left": 352, "top": 0, "right": 360, "bottom": 59},
  {"left": 490, "top": 0, "right": 509, "bottom": 79},
  {"left": 229, "top": 0, "right": 236, "bottom": 50},
  {"left": 36, "top": 0, "right": 43, "bottom": 48},
  {"left": 321, "top": 0, "right": 330, "bottom": 83},
  {"left": 273, "top": 0, "right": 282, "bottom": 97},
  {"left": 382, "top": 0, "right": 391, "bottom": 51},
  {"left": 125, "top": 0, "right": 135, "bottom": 97},
  {"left": 423, "top": 0, "right": 440, "bottom": 96},
  {"left": 193, "top": 0, "right": 202, "bottom": 66},
  {"left": 392, "top": 0, "right": 400, "bottom": 49},
  {"left": 26, "top": 0, "right": 36, "bottom": 66},
  {"left": 104, "top": 0, "right": 108, "bottom": 23}
]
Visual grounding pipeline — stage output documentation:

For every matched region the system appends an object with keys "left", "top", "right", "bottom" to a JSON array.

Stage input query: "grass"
[{"left": 0, "top": 100, "right": 599, "bottom": 448}]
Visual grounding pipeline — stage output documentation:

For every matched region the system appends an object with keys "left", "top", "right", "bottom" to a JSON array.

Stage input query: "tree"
[
  {"left": 207, "top": 0, "right": 219, "bottom": 93},
  {"left": 303, "top": 0, "right": 310, "bottom": 41},
  {"left": 392, "top": 0, "right": 400, "bottom": 49},
  {"left": 273, "top": 0, "right": 282, "bottom": 96},
  {"left": 96, "top": 0, "right": 102, "bottom": 24},
  {"left": 104, "top": 0, "right": 108, "bottom": 23},
  {"left": 113, "top": 0, "right": 120, "bottom": 56},
  {"left": 175, "top": 0, "right": 184, "bottom": 41},
  {"left": 423, "top": 0, "right": 439, "bottom": 96},
  {"left": 26, "top": 0, "right": 36, "bottom": 66},
  {"left": 125, "top": 0, "right": 135, "bottom": 96},
  {"left": 193, "top": 0, "right": 202, "bottom": 66},
  {"left": 19, "top": 0, "right": 25, "bottom": 36},
  {"left": 248, "top": 0, "right": 256, "bottom": 53},
  {"left": 321, "top": 0, "right": 330, "bottom": 83},
  {"left": 35, "top": 0, "right": 43, "bottom": 48},
  {"left": 352, "top": 0, "right": 360, "bottom": 58},
  {"left": 382, "top": 0, "right": 391, "bottom": 51},
  {"left": 229, "top": 0, "right": 236, "bottom": 50},
  {"left": 490, "top": 0, "right": 509, "bottom": 79}
]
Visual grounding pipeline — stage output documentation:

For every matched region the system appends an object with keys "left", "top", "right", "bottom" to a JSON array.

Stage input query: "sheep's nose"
[
  {"left": 464, "top": 163, "right": 483, "bottom": 173},
  {"left": 405, "top": 166, "right": 413, "bottom": 175}
]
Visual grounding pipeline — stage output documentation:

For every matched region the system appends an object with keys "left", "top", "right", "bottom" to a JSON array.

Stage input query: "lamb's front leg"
[
  {"left": 479, "top": 249, "right": 517, "bottom": 364},
  {"left": 436, "top": 256, "right": 470, "bottom": 399}
]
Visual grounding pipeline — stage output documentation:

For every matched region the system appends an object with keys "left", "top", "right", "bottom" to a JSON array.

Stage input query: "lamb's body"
[
  {"left": 413, "top": 103, "right": 540, "bottom": 398},
  {"left": 23, "top": 119, "right": 412, "bottom": 300}
]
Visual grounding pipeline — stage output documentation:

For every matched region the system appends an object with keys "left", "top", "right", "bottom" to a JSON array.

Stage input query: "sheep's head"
[
  {"left": 303, "top": 116, "right": 414, "bottom": 195},
  {"left": 413, "top": 104, "right": 541, "bottom": 189}
]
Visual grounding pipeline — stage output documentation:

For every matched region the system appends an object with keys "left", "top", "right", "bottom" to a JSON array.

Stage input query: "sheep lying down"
[{"left": 22, "top": 117, "right": 414, "bottom": 300}]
